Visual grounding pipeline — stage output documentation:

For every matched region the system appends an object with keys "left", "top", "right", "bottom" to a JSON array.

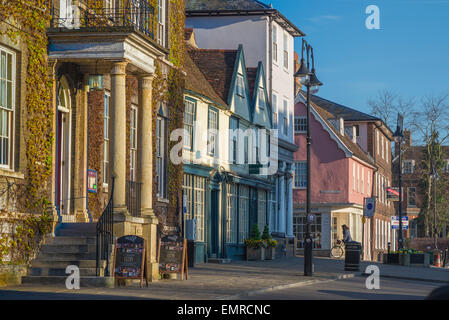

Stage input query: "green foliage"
[
  {"left": 0, "top": 211, "right": 52, "bottom": 265},
  {"left": 0, "top": 0, "right": 53, "bottom": 213},
  {"left": 262, "top": 225, "right": 270, "bottom": 240},
  {"left": 244, "top": 239, "right": 266, "bottom": 249},
  {"left": 249, "top": 224, "right": 261, "bottom": 240}
]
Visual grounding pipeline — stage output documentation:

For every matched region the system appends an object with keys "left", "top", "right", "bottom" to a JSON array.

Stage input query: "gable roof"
[
  {"left": 187, "top": 48, "right": 238, "bottom": 103},
  {"left": 185, "top": 0, "right": 305, "bottom": 37},
  {"left": 248, "top": 62, "right": 272, "bottom": 127},
  {"left": 297, "top": 93, "right": 376, "bottom": 168},
  {"left": 309, "top": 94, "right": 380, "bottom": 122},
  {"left": 184, "top": 52, "right": 227, "bottom": 107}
]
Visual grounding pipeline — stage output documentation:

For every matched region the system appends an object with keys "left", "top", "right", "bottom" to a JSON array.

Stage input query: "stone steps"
[
  {"left": 31, "top": 260, "right": 105, "bottom": 269},
  {"left": 25, "top": 223, "right": 113, "bottom": 287},
  {"left": 28, "top": 267, "right": 100, "bottom": 277},
  {"left": 40, "top": 244, "right": 97, "bottom": 254},
  {"left": 21, "top": 276, "right": 114, "bottom": 288}
]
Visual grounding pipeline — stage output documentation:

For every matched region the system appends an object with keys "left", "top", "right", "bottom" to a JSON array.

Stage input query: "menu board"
[
  {"left": 113, "top": 235, "right": 147, "bottom": 287},
  {"left": 158, "top": 235, "right": 188, "bottom": 280}
]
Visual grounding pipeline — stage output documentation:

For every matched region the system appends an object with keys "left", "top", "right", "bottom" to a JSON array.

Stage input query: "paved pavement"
[
  {"left": 244, "top": 276, "right": 441, "bottom": 300},
  {"left": 0, "top": 256, "right": 448, "bottom": 300}
]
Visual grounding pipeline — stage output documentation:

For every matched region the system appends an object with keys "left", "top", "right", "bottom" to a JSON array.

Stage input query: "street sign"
[
  {"left": 391, "top": 216, "right": 409, "bottom": 230},
  {"left": 364, "top": 197, "right": 376, "bottom": 217},
  {"left": 387, "top": 187, "right": 400, "bottom": 201}
]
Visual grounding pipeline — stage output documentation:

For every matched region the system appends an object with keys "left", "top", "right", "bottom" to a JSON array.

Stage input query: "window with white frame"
[
  {"left": 362, "top": 167, "right": 365, "bottom": 194},
  {"left": 294, "top": 214, "right": 322, "bottom": 249},
  {"left": 0, "top": 48, "right": 14, "bottom": 168},
  {"left": 258, "top": 87, "right": 264, "bottom": 109},
  {"left": 407, "top": 187, "right": 417, "bottom": 207},
  {"left": 236, "top": 74, "right": 245, "bottom": 98},
  {"left": 403, "top": 160, "right": 414, "bottom": 174},
  {"left": 239, "top": 185, "right": 250, "bottom": 243},
  {"left": 157, "top": 0, "right": 165, "bottom": 47},
  {"left": 381, "top": 135, "right": 384, "bottom": 159},
  {"left": 376, "top": 130, "right": 379, "bottom": 155},
  {"left": 130, "top": 104, "right": 138, "bottom": 181},
  {"left": 367, "top": 171, "right": 371, "bottom": 194},
  {"left": 207, "top": 108, "right": 218, "bottom": 156},
  {"left": 357, "top": 164, "right": 360, "bottom": 192},
  {"left": 103, "top": 92, "right": 110, "bottom": 184},
  {"left": 184, "top": 98, "right": 195, "bottom": 150},
  {"left": 283, "top": 33, "right": 288, "bottom": 69},
  {"left": 272, "top": 25, "right": 278, "bottom": 63},
  {"left": 283, "top": 100, "right": 288, "bottom": 136},
  {"left": 156, "top": 104, "right": 168, "bottom": 199},
  {"left": 385, "top": 140, "right": 389, "bottom": 163},
  {"left": 229, "top": 117, "right": 238, "bottom": 164},
  {"left": 226, "top": 183, "right": 238, "bottom": 243},
  {"left": 272, "top": 94, "right": 277, "bottom": 129},
  {"left": 183, "top": 174, "right": 206, "bottom": 242},
  {"left": 294, "top": 117, "right": 307, "bottom": 133},
  {"left": 353, "top": 163, "right": 356, "bottom": 191},
  {"left": 294, "top": 162, "right": 307, "bottom": 188},
  {"left": 257, "top": 189, "right": 267, "bottom": 233}
]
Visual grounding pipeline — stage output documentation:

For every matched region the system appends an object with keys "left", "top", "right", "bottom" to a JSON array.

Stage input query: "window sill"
[
  {"left": 157, "top": 197, "right": 169, "bottom": 204},
  {"left": 0, "top": 168, "right": 25, "bottom": 180}
]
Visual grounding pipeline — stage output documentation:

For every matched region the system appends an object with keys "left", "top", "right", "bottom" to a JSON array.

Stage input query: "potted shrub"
[
  {"left": 262, "top": 225, "right": 277, "bottom": 260},
  {"left": 245, "top": 224, "right": 266, "bottom": 261}
]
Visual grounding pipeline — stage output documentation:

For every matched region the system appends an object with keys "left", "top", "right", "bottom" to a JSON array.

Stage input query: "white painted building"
[{"left": 185, "top": 0, "right": 304, "bottom": 240}]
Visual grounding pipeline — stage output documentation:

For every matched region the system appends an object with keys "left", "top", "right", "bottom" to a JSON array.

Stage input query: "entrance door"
[{"left": 55, "top": 77, "right": 72, "bottom": 222}]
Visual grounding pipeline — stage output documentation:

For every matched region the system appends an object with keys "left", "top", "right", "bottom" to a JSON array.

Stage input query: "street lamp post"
[
  {"left": 393, "top": 113, "right": 404, "bottom": 250},
  {"left": 294, "top": 39, "right": 323, "bottom": 276}
]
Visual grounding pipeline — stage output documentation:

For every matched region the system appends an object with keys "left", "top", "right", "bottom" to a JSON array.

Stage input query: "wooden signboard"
[
  {"left": 113, "top": 235, "right": 148, "bottom": 287},
  {"left": 158, "top": 235, "right": 188, "bottom": 280}
]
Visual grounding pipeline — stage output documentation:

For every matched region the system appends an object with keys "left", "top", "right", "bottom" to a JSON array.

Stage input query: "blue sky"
[{"left": 269, "top": 0, "right": 449, "bottom": 116}]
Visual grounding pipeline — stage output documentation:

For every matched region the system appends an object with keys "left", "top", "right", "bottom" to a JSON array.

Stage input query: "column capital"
[
  {"left": 140, "top": 74, "right": 155, "bottom": 89},
  {"left": 111, "top": 61, "right": 128, "bottom": 75}
]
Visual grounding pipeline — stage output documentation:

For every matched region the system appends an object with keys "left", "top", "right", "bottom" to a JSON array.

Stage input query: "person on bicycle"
[{"left": 342, "top": 225, "right": 352, "bottom": 244}]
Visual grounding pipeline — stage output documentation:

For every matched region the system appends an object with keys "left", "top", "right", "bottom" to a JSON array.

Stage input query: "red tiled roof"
[
  {"left": 187, "top": 48, "right": 237, "bottom": 103},
  {"left": 184, "top": 50, "right": 227, "bottom": 107}
]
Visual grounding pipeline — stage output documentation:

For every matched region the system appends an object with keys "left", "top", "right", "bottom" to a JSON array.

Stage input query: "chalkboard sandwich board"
[
  {"left": 158, "top": 235, "right": 188, "bottom": 280},
  {"left": 113, "top": 235, "right": 148, "bottom": 287}
]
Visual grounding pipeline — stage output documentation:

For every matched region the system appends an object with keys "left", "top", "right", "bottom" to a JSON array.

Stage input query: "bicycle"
[{"left": 331, "top": 239, "right": 345, "bottom": 258}]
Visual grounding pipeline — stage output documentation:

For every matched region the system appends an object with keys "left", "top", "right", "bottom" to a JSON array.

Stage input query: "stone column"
[
  {"left": 139, "top": 74, "right": 159, "bottom": 282},
  {"left": 286, "top": 165, "right": 294, "bottom": 237},
  {"left": 278, "top": 163, "right": 286, "bottom": 234},
  {"left": 139, "top": 75, "right": 155, "bottom": 218},
  {"left": 111, "top": 61, "right": 129, "bottom": 218}
]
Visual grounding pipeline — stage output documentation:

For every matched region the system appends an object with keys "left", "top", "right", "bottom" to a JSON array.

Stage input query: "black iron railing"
[
  {"left": 126, "top": 180, "right": 142, "bottom": 218},
  {"left": 50, "top": 1, "right": 155, "bottom": 40},
  {"left": 96, "top": 177, "right": 115, "bottom": 277}
]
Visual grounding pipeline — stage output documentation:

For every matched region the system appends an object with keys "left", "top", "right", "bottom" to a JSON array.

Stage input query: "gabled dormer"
[
  {"left": 248, "top": 62, "right": 272, "bottom": 129},
  {"left": 227, "top": 44, "right": 251, "bottom": 122}
]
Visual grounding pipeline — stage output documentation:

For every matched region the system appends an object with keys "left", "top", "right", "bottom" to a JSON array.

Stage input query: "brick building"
[
  {"left": 310, "top": 95, "right": 395, "bottom": 261},
  {"left": 392, "top": 130, "right": 449, "bottom": 238}
]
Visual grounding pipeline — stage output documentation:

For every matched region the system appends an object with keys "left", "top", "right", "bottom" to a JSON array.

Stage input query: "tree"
[
  {"left": 411, "top": 94, "right": 449, "bottom": 238},
  {"left": 367, "top": 89, "right": 415, "bottom": 133}
]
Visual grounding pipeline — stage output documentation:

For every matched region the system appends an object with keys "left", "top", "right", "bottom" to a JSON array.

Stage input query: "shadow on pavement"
[
  {"left": 316, "top": 289, "right": 424, "bottom": 300},
  {"left": 0, "top": 289, "right": 156, "bottom": 300}
]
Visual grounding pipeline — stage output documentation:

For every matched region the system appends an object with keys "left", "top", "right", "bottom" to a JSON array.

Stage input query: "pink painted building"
[{"left": 293, "top": 92, "right": 376, "bottom": 258}]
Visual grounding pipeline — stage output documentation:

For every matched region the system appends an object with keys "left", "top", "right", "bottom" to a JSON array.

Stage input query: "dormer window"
[
  {"left": 258, "top": 87, "right": 264, "bottom": 109},
  {"left": 236, "top": 74, "right": 245, "bottom": 98}
]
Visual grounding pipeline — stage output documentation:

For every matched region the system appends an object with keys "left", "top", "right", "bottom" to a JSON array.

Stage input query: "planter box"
[
  {"left": 264, "top": 247, "right": 276, "bottom": 260},
  {"left": 246, "top": 247, "right": 265, "bottom": 261},
  {"left": 399, "top": 253, "right": 411, "bottom": 266},
  {"left": 384, "top": 253, "right": 400, "bottom": 265},
  {"left": 411, "top": 253, "right": 430, "bottom": 267}
]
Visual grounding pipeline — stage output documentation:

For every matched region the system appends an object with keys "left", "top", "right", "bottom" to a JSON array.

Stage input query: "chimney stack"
[
  {"left": 352, "top": 126, "right": 357, "bottom": 144},
  {"left": 339, "top": 118, "right": 345, "bottom": 136}
]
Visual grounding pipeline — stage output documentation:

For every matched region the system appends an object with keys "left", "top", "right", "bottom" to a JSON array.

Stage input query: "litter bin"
[{"left": 344, "top": 241, "right": 361, "bottom": 271}]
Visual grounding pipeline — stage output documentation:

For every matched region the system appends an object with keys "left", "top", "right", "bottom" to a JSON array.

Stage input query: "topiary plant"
[
  {"left": 262, "top": 225, "right": 271, "bottom": 240},
  {"left": 250, "top": 224, "right": 261, "bottom": 240}
]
